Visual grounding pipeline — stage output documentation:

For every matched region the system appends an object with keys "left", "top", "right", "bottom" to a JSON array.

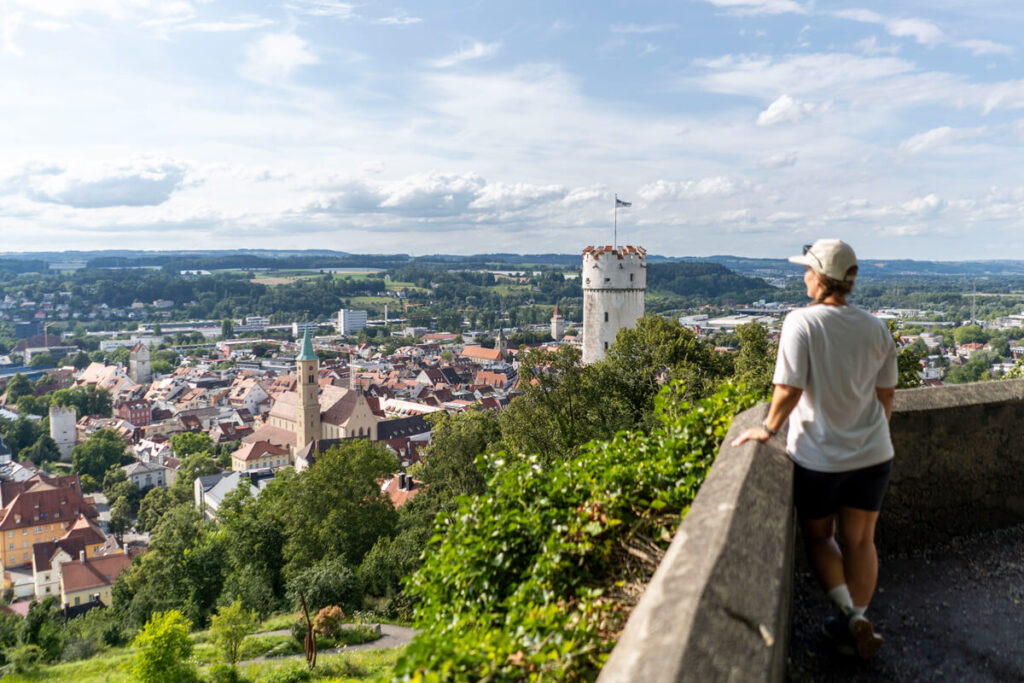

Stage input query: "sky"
[{"left": 1, "top": 0, "right": 1024, "bottom": 260}]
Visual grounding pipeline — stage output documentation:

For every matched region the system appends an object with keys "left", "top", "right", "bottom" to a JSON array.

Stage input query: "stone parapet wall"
[
  {"left": 883, "top": 379, "right": 1024, "bottom": 552},
  {"left": 600, "top": 380, "right": 1024, "bottom": 682},
  {"left": 598, "top": 404, "right": 795, "bottom": 683}
]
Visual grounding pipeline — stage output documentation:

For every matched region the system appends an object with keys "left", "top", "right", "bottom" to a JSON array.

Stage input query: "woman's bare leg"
[
  {"left": 837, "top": 507, "right": 881, "bottom": 607},
  {"left": 803, "top": 515, "right": 847, "bottom": 591}
]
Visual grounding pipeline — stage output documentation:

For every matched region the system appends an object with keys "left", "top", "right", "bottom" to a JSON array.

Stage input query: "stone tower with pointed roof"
[
  {"left": 294, "top": 328, "right": 322, "bottom": 450},
  {"left": 551, "top": 304, "right": 565, "bottom": 341}
]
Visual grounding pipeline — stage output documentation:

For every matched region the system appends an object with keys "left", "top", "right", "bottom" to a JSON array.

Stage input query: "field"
[{"left": 3, "top": 614, "right": 402, "bottom": 683}]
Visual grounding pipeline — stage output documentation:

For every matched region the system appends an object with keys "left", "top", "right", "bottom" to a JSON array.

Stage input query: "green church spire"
[{"left": 296, "top": 327, "right": 317, "bottom": 361}]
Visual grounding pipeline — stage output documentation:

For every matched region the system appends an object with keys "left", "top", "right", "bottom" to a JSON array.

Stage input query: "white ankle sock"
[{"left": 826, "top": 585, "right": 853, "bottom": 613}]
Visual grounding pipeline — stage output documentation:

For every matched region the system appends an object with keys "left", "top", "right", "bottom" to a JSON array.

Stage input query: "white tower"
[
  {"left": 551, "top": 304, "right": 565, "bottom": 341},
  {"left": 581, "top": 245, "right": 646, "bottom": 364},
  {"left": 49, "top": 405, "right": 77, "bottom": 462},
  {"left": 130, "top": 343, "right": 151, "bottom": 383}
]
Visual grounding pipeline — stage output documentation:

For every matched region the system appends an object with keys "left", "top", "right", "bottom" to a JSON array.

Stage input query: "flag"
[{"left": 616, "top": 198, "right": 632, "bottom": 208}]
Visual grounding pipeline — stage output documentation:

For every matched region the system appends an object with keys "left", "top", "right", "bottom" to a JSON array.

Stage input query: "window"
[
  {"left": 22, "top": 541, "right": 27, "bottom": 549},
  {"left": 604, "top": 342, "right": 609, "bottom": 350},
  {"left": 74, "top": 597, "right": 80, "bottom": 606},
  {"left": 604, "top": 312, "right": 609, "bottom": 322},
  {"left": 7, "top": 544, "right": 12, "bottom": 551},
  {"left": 21, "top": 529, "right": 26, "bottom": 536},
  {"left": 630, "top": 273, "right": 634, "bottom": 282}
]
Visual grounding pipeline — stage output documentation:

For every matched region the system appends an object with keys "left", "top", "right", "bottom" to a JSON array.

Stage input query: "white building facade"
[
  {"left": 581, "top": 245, "right": 647, "bottom": 364},
  {"left": 337, "top": 309, "right": 368, "bottom": 334}
]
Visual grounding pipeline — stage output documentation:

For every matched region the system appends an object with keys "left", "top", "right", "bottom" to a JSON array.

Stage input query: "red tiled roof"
[
  {"left": 0, "top": 483, "right": 99, "bottom": 531},
  {"left": 232, "top": 441, "right": 289, "bottom": 463},
  {"left": 61, "top": 554, "right": 131, "bottom": 593}
]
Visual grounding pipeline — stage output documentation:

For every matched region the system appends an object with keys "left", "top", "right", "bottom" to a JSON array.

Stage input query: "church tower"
[
  {"left": 295, "top": 328, "right": 322, "bottom": 450},
  {"left": 581, "top": 245, "right": 646, "bottom": 364},
  {"left": 550, "top": 304, "right": 565, "bottom": 341}
]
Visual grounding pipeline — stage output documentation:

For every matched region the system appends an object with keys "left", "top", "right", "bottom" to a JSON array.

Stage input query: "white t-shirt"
[{"left": 772, "top": 305, "right": 898, "bottom": 473}]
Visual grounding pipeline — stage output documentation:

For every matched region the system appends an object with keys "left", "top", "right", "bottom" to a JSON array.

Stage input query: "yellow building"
[
  {"left": 0, "top": 477, "right": 99, "bottom": 570},
  {"left": 231, "top": 441, "right": 290, "bottom": 471},
  {"left": 60, "top": 553, "right": 132, "bottom": 608}
]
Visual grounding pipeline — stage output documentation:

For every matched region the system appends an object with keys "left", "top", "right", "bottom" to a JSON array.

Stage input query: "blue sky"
[{"left": 1, "top": 0, "right": 1023, "bottom": 260}]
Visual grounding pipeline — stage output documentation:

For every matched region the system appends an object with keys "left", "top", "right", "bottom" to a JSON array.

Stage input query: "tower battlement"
[{"left": 581, "top": 245, "right": 646, "bottom": 364}]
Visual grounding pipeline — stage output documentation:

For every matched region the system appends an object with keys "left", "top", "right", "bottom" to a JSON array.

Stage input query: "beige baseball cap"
[{"left": 788, "top": 239, "right": 858, "bottom": 282}]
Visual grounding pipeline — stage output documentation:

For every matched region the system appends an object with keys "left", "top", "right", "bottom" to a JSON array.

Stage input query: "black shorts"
[{"left": 793, "top": 459, "right": 893, "bottom": 521}]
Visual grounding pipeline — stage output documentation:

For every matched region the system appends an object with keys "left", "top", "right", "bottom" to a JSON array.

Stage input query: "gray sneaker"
[{"left": 821, "top": 615, "right": 855, "bottom": 657}]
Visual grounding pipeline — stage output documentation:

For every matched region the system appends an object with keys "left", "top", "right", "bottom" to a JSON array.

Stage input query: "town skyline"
[{"left": 2, "top": 1, "right": 1024, "bottom": 260}]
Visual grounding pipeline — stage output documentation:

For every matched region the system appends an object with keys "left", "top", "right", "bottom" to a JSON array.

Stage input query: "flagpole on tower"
[{"left": 614, "top": 194, "right": 618, "bottom": 249}]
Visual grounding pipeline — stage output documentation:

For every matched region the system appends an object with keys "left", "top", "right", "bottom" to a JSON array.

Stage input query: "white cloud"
[
  {"left": 4, "top": 161, "right": 190, "bottom": 208},
  {"left": 308, "top": 172, "right": 571, "bottom": 221},
  {"left": 704, "top": 0, "right": 805, "bottom": 15},
  {"left": 638, "top": 177, "right": 741, "bottom": 201},
  {"left": 898, "top": 126, "right": 984, "bottom": 154},
  {"left": 376, "top": 14, "right": 421, "bottom": 26},
  {"left": 240, "top": 32, "right": 319, "bottom": 86},
  {"left": 756, "top": 94, "right": 815, "bottom": 126},
  {"left": 182, "top": 16, "right": 276, "bottom": 32},
  {"left": 692, "top": 53, "right": 913, "bottom": 100},
  {"left": 610, "top": 23, "right": 675, "bottom": 34},
  {"left": 758, "top": 151, "right": 798, "bottom": 168},
  {"left": 10, "top": 0, "right": 195, "bottom": 21},
  {"left": 719, "top": 208, "right": 753, "bottom": 221},
  {"left": 2, "top": 10, "right": 23, "bottom": 57},
  {"left": 835, "top": 9, "right": 943, "bottom": 45},
  {"left": 429, "top": 41, "right": 501, "bottom": 68},
  {"left": 855, "top": 36, "right": 899, "bottom": 56},
  {"left": 283, "top": 1, "right": 356, "bottom": 19},
  {"left": 901, "top": 193, "right": 945, "bottom": 216},
  {"left": 956, "top": 39, "right": 1013, "bottom": 57}
]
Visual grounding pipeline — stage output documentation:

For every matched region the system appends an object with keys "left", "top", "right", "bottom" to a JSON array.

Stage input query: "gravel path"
[
  {"left": 788, "top": 524, "right": 1024, "bottom": 682},
  {"left": 241, "top": 623, "right": 418, "bottom": 665}
]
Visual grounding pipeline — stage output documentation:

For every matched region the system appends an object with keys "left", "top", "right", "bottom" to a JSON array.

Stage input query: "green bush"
[{"left": 395, "top": 381, "right": 757, "bottom": 682}]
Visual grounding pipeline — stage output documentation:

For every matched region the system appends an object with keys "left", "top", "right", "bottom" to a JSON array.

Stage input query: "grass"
[{"left": 6, "top": 643, "right": 402, "bottom": 682}]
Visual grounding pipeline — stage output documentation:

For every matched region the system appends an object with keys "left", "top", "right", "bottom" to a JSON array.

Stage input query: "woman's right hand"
[{"left": 730, "top": 427, "right": 772, "bottom": 447}]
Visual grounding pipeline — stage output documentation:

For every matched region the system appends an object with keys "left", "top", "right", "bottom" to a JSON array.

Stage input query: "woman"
[{"left": 732, "top": 239, "right": 897, "bottom": 659}]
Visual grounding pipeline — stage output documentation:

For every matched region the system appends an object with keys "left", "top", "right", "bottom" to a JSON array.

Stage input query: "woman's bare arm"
[
  {"left": 731, "top": 384, "right": 803, "bottom": 447},
  {"left": 876, "top": 386, "right": 895, "bottom": 422}
]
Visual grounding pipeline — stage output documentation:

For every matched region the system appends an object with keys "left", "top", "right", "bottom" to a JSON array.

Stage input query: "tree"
[
  {"left": 71, "top": 429, "right": 129, "bottom": 481},
  {"left": 0, "top": 417, "right": 42, "bottom": 458},
  {"left": 137, "top": 487, "right": 174, "bottom": 533},
  {"left": 79, "top": 474, "right": 99, "bottom": 494},
  {"left": 4, "top": 374, "right": 32, "bottom": 404},
  {"left": 734, "top": 322, "right": 775, "bottom": 397},
  {"left": 109, "top": 497, "right": 133, "bottom": 543},
  {"left": 221, "top": 318, "right": 234, "bottom": 340},
  {"left": 170, "top": 432, "right": 214, "bottom": 459},
  {"left": 169, "top": 452, "right": 218, "bottom": 503},
  {"left": 19, "top": 598, "right": 63, "bottom": 663},
  {"left": 209, "top": 601, "right": 257, "bottom": 665},
  {"left": 281, "top": 441, "right": 398, "bottom": 575},
  {"left": 601, "top": 314, "right": 732, "bottom": 427},
  {"left": 126, "top": 610, "right": 197, "bottom": 683},
  {"left": 422, "top": 409, "right": 501, "bottom": 503},
  {"left": 21, "top": 435, "right": 60, "bottom": 467},
  {"left": 67, "top": 351, "right": 92, "bottom": 370},
  {"left": 286, "top": 556, "right": 363, "bottom": 614},
  {"left": 29, "top": 353, "right": 54, "bottom": 368},
  {"left": 113, "top": 506, "right": 226, "bottom": 631},
  {"left": 498, "top": 345, "right": 628, "bottom": 463}
]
